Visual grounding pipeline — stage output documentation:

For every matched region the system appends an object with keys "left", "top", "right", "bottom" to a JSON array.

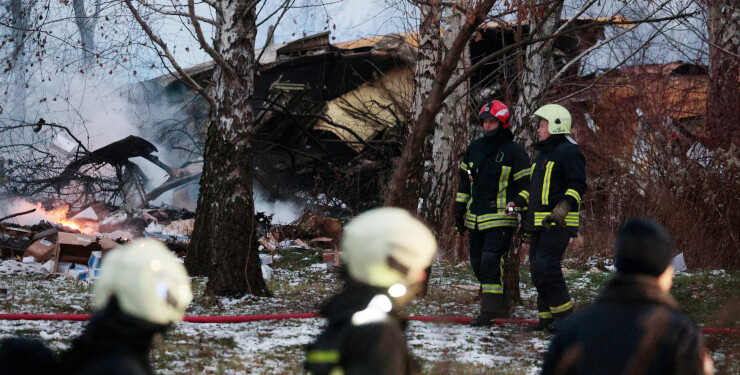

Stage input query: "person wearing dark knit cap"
[{"left": 540, "top": 217, "right": 714, "bottom": 375}]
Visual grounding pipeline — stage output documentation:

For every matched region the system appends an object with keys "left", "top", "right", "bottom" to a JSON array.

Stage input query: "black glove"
[
  {"left": 454, "top": 214, "right": 467, "bottom": 235},
  {"left": 542, "top": 200, "right": 571, "bottom": 229}
]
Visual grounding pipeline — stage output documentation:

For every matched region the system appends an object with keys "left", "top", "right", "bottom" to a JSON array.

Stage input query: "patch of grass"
[
  {"left": 152, "top": 332, "right": 248, "bottom": 373},
  {"left": 420, "top": 359, "right": 529, "bottom": 375},
  {"left": 272, "top": 247, "right": 324, "bottom": 268},
  {"left": 670, "top": 270, "right": 740, "bottom": 325},
  {"left": 3, "top": 258, "right": 739, "bottom": 374}
]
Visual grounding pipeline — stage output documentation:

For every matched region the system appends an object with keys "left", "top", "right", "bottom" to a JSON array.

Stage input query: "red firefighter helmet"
[{"left": 478, "top": 100, "right": 510, "bottom": 128}]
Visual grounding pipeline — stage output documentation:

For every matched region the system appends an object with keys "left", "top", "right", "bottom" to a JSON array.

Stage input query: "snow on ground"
[
  {"left": 1, "top": 254, "right": 738, "bottom": 374},
  {"left": 0, "top": 258, "right": 49, "bottom": 276}
]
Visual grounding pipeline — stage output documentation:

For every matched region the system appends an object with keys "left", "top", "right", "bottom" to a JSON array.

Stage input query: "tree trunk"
[
  {"left": 8, "top": 0, "right": 29, "bottom": 121},
  {"left": 185, "top": 0, "right": 267, "bottom": 296},
  {"left": 72, "top": 0, "right": 100, "bottom": 67},
  {"left": 511, "top": 1, "right": 564, "bottom": 149},
  {"left": 420, "top": 2, "right": 471, "bottom": 256},
  {"left": 506, "top": 0, "right": 564, "bottom": 305},
  {"left": 385, "top": 0, "right": 497, "bottom": 210},
  {"left": 706, "top": 0, "right": 740, "bottom": 148},
  {"left": 389, "top": 2, "right": 441, "bottom": 214}
]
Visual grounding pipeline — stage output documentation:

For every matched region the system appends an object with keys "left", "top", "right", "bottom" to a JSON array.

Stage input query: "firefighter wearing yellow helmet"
[
  {"left": 60, "top": 239, "right": 193, "bottom": 375},
  {"left": 508, "top": 103, "right": 586, "bottom": 332},
  {"left": 305, "top": 207, "right": 437, "bottom": 375}
]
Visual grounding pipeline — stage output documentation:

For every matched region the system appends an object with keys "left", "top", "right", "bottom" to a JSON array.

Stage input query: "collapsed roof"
[{"left": 130, "top": 18, "right": 613, "bottom": 206}]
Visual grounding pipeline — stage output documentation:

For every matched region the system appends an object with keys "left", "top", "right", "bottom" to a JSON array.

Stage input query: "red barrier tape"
[{"left": 0, "top": 313, "right": 737, "bottom": 335}]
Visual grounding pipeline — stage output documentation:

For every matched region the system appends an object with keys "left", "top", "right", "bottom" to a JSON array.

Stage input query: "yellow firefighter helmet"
[
  {"left": 94, "top": 239, "right": 193, "bottom": 325},
  {"left": 340, "top": 207, "right": 437, "bottom": 289},
  {"left": 534, "top": 104, "right": 572, "bottom": 135}
]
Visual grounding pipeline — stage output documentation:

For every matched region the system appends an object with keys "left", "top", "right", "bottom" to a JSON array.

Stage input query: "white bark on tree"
[
  {"left": 512, "top": 1, "right": 564, "bottom": 148},
  {"left": 420, "top": 2, "right": 471, "bottom": 253},
  {"left": 185, "top": 0, "right": 267, "bottom": 296},
  {"left": 402, "top": 1, "right": 440, "bottom": 215},
  {"left": 72, "top": 0, "right": 101, "bottom": 67},
  {"left": 8, "top": 0, "right": 30, "bottom": 121}
]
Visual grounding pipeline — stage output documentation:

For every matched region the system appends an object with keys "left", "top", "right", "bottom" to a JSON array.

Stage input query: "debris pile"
[
  {"left": 257, "top": 211, "right": 345, "bottom": 276},
  {"left": 0, "top": 202, "right": 197, "bottom": 279},
  {"left": 3, "top": 198, "right": 349, "bottom": 282}
]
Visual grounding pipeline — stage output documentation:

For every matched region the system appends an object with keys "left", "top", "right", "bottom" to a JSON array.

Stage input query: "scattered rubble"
[
  {"left": 0, "top": 202, "right": 196, "bottom": 279},
  {"left": 3, "top": 198, "right": 348, "bottom": 279}
]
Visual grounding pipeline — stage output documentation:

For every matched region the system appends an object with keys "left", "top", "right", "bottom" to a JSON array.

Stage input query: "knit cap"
[{"left": 615, "top": 217, "right": 675, "bottom": 276}]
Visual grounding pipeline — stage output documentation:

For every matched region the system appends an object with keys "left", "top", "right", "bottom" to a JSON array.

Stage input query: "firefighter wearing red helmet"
[{"left": 454, "top": 100, "right": 531, "bottom": 326}]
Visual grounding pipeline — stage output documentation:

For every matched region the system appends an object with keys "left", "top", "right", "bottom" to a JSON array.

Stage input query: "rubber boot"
[
  {"left": 547, "top": 308, "right": 574, "bottom": 333},
  {"left": 526, "top": 318, "right": 553, "bottom": 332},
  {"left": 471, "top": 294, "right": 510, "bottom": 326}
]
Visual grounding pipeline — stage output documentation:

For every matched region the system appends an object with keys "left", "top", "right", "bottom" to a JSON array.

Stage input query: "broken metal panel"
[
  {"left": 313, "top": 67, "right": 413, "bottom": 152},
  {"left": 59, "top": 136, "right": 158, "bottom": 183},
  {"left": 276, "top": 31, "right": 332, "bottom": 60},
  {"left": 122, "top": 162, "right": 147, "bottom": 210}
]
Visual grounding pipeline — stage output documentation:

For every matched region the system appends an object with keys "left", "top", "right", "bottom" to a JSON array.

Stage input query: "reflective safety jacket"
[
  {"left": 454, "top": 128, "right": 530, "bottom": 231},
  {"left": 305, "top": 282, "right": 419, "bottom": 375},
  {"left": 514, "top": 135, "right": 586, "bottom": 233}
]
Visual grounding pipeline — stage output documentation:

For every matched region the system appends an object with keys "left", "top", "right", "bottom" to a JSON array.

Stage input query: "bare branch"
[
  {"left": 188, "top": 0, "right": 238, "bottom": 80},
  {"left": 553, "top": 0, "right": 600, "bottom": 35},
  {"left": 200, "top": 0, "right": 218, "bottom": 9},
  {"left": 123, "top": 0, "right": 217, "bottom": 109},
  {"left": 442, "top": 10, "right": 697, "bottom": 100},
  {"left": 549, "top": 0, "right": 678, "bottom": 87},
  {"left": 256, "top": 0, "right": 294, "bottom": 63},
  {"left": 553, "top": 24, "right": 669, "bottom": 105},
  {"left": 138, "top": 0, "right": 220, "bottom": 26}
]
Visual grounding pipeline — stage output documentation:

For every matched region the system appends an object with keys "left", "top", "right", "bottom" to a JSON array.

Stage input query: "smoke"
[
  {"left": 253, "top": 187, "right": 304, "bottom": 224},
  {"left": 0, "top": 199, "right": 52, "bottom": 226}
]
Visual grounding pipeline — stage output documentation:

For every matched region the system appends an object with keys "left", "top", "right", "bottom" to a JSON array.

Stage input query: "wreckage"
[
  {"left": 128, "top": 18, "right": 614, "bottom": 211},
  {"left": 1, "top": 18, "right": 613, "bottom": 213},
  {"left": 2, "top": 131, "right": 201, "bottom": 211}
]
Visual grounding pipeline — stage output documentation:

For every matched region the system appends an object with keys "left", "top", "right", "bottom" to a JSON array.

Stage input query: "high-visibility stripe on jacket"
[
  {"left": 514, "top": 135, "right": 587, "bottom": 233},
  {"left": 305, "top": 285, "right": 415, "bottom": 375},
  {"left": 454, "top": 129, "right": 530, "bottom": 231}
]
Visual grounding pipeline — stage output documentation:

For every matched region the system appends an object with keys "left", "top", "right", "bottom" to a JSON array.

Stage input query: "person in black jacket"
[
  {"left": 0, "top": 336, "right": 58, "bottom": 375},
  {"left": 454, "top": 100, "right": 531, "bottom": 326},
  {"left": 540, "top": 217, "right": 714, "bottom": 375},
  {"left": 60, "top": 239, "right": 193, "bottom": 375},
  {"left": 305, "top": 207, "right": 437, "bottom": 375},
  {"left": 509, "top": 104, "right": 586, "bottom": 331}
]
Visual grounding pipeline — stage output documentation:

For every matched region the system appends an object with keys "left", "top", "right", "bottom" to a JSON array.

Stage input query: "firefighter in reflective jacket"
[
  {"left": 509, "top": 104, "right": 586, "bottom": 332},
  {"left": 454, "top": 100, "right": 531, "bottom": 326},
  {"left": 305, "top": 208, "right": 437, "bottom": 375}
]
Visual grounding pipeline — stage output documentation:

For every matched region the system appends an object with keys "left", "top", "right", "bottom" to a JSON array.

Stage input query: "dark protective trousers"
[
  {"left": 469, "top": 227, "right": 514, "bottom": 313},
  {"left": 529, "top": 227, "right": 574, "bottom": 319}
]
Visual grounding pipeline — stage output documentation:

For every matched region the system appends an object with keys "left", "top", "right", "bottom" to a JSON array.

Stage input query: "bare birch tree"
[
  {"left": 122, "top": 0, "right": 277, "bottom": 296},
  {"left": 418, "top": 2, "right": 472, "bottom": 254},
  {"left": 385, "top": 0, "right": 497, "bottom": 210},
  {"left": 511, "top": 0, "right": 564, "bottom": 148},
  {"left": 71, "top": 0, "right": 102, "bottom": 67}
]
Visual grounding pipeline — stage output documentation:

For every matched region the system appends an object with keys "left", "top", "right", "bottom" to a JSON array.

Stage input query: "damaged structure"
[{"left": 128, "top": 18, "right": 615, "bottom": 211}]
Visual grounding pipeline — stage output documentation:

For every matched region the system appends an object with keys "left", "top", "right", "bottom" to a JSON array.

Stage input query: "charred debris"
[
  {"left": 129, "top": 19, "right": 609, "bottom": 212},
  {"left": 1, "top": 19, "right": 609, "bottom": 230}
]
